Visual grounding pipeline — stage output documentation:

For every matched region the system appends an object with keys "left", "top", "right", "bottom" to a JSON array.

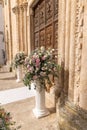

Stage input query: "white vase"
[
  {"left": 16, "top": 65, "right": 23, "bottom": 83},
  {"left": 33, "top": 81, "right": 50, "bottom": 118}
]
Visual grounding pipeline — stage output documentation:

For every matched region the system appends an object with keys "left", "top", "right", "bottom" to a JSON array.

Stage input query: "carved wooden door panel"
[{"left": 33, "top": 0, "right": 58, "bottom": 49}]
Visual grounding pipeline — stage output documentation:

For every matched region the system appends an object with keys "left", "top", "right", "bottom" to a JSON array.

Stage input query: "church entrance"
[{"left": 32, "top": 0, "right": 58, "bottom": 49}]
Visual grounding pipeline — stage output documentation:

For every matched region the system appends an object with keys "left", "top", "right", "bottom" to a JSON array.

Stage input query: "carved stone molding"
[
  {"left": 12, "top": 2, "right": 28, "bottom": 14},
  {"left": 74, "top": 1, "right": 84, "bottom": 105},
  {"left": 12, "top": 6, "right": 19, "bottom": 14},
  {"left": 19, "top": 5, "right": 24, "bottom": 12},
  {"left": 23, "top": 2, "right": 28, "bottom": 11}
]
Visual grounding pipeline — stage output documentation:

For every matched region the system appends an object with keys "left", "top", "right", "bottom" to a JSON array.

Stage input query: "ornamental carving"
[
  {"left": 54, "top": 22, "right": 58, "bottom": 49},
  {"left": 54, "top": 0, "right": 58, "bottom": 19},
  {"left": 39, "top": 30, "right": 45, "bottom": 47},
  {"left": 46, "top": 0, "right": 53, "bottom": 23},
  {"left": 12, "top": 6, "right": 19, "bottom": 14},
  {"left": 34, "top": 7, "right": 39, "bottom": 31},
  {"left": 45, "top": 25, "right": 53, "bottom": 48},
  {"left": 33, "top": 0, "right": 58, "bottom": 49},
  {"left": 39, "top": 1, "right": 45, "bottom": 28},
  {"left": 74, "top": 1, "right": 84, "bottom": 104},
  {"left": 34, "top": 32, "right": 39, "bottom": 48}
]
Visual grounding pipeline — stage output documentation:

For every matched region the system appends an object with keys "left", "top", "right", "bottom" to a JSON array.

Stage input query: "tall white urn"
[
  {"left": 33, "top": 81, "right": 50, "bottom": 118},
  {"left": 16, "top": 65, "right": 23, "bottom": 83}
]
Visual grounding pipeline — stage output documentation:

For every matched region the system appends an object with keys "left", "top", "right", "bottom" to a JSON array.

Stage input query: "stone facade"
[
  {"left": 3, "top": 0, "right": 30, "bottom": 64},
  {"left": 57, "top": 0, "right": 87, "bottom": 130},
  {"left": 2, "top": 0, "right": 87, "bottom": 130}
]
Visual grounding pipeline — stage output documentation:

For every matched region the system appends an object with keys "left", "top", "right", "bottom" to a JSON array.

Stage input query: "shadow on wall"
[{"left": 55, "top": 61, "right": 69, "bottom": 105}]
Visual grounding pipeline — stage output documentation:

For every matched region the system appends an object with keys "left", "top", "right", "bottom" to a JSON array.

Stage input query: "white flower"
[{"left": 41, "top": 46, "right": 45, "bottom": 52}]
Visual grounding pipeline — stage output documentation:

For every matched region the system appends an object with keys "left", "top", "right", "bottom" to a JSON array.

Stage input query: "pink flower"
[
  {"left": 28, "top": 67, "right": 34, "bottom": 73},
  {"left": 33, "top": 75, "right": 38, "bottom": 80},
  {"left": 36, "top": 58, "right": 40, "bottom": 63},
  {"left": 36, "top": 58, "right": 40, "bottom": 66},
  {"left": 42, "top": 56, "right": 45, "bottom": 60}
]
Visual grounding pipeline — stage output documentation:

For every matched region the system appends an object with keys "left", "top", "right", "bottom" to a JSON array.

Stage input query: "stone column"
[
  {"left": 64, "top": 0, "right": 71, "bottom": 97},
  {"left": 28, "top": 7, "right": 34, "bottom": 54},
  {"left": 79, "top": 1, "right": 87, "bottom": 110},
  {"left": 58, "top": 0, "right": 66, "bottom": 91},
  {"left": 23, "top": 3, "right": 28, "bottom": 54},
  {"left": 19, "top": 6, "right": 24, "bottom": 51},
  {"left": 68, "top": 0, "right": 77, "bottom": 102},
  {"left": 12, "top": 6, "right": 20, "bottom": 52}
]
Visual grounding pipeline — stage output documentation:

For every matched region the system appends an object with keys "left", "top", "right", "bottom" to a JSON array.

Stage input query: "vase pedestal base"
[
  {"left": 33, "top": 108, "right": 50, "bottom": 118},
  {"left": 16, "top": 79, "right": 22, "bottom": 83}
]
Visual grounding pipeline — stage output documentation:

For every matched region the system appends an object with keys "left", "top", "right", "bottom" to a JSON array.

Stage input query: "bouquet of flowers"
[
  {"left": 0, "top": 106, "right": 15, "bottom": 130},
  {"left": 23, "top": 46, "right": 59, "bottom": 91},
  {"left": 12, "top": 52, "right": 26, "bottom": 68}
]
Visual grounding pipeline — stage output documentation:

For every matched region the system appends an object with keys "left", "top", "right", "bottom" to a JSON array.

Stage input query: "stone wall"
[{"left": 57, "top": 0, "right": 87, "bottom": 129}]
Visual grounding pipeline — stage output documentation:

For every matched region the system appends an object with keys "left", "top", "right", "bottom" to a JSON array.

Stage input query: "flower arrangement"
[
  {"left": 12, "top": 52, "right": 26, "bottom": 68},
  {"left": 0, "top": 106, "right": 15, "bottom": 130},
  {"left": 23, "top": 46, "right": 60, "bottom": 92}
]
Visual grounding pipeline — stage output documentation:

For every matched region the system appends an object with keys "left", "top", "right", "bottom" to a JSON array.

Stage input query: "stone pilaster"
[
  {"left": 28, "top": 7, "right": 34, "bottom": 54},
  {"left": 23, "top": 3, "right": 28, "bottom": 54},
  {"left": 64, "top": 0, "right": 71, "bottom": 97},
  {"left": 74, "top": 0, "right": 83, "bottom": 105},
  {"left": 58, "top": 0, "right": 66, "bottom": 97},
  {"left": 79, "top": 1, "right": 87, "bottom": 110},
  {"left": 12, "top": 6, "right": 20, "bottom": 52},
  {"left": 8, "top": 0, "right": 13, "bottom": 61},
  {"left": 68, "top": 0, "right": 77, "bottom": 102},
  {"left": 19, "top": 5, "right": 24, "bottom": 51}
]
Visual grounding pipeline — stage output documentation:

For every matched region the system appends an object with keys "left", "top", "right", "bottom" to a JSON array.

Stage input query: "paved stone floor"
[
  {"left": 0, "top": 69, "right": 59, "bottom": 130},
  {"left": 0, "top": 71, "right": 24, "bottom": 90},
  {"left": 3, "top": 98, "right": 58, "bottom": 130}
]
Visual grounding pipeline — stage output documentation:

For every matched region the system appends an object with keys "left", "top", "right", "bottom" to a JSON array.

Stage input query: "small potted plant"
[
  {"left": 23, "top": 46, "right": 60, "bottom": 118},
  {"left": 12, "top": 52, "right": 26, "bottom": 82}
]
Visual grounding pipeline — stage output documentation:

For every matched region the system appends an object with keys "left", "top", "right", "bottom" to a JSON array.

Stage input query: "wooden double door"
[{"left": 33, "top": 0, "right": 58, "bottom": 49}]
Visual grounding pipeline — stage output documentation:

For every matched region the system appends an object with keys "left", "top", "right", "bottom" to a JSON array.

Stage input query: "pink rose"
[
  {"left": 42, "top": 56, "right": 45, "bottom": 60},
  {"left": 33, "top": 76, "right": 38, "bottom": 80},
  {"left": 36, "top": 58, "right": 40, "bottom": 66}
]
